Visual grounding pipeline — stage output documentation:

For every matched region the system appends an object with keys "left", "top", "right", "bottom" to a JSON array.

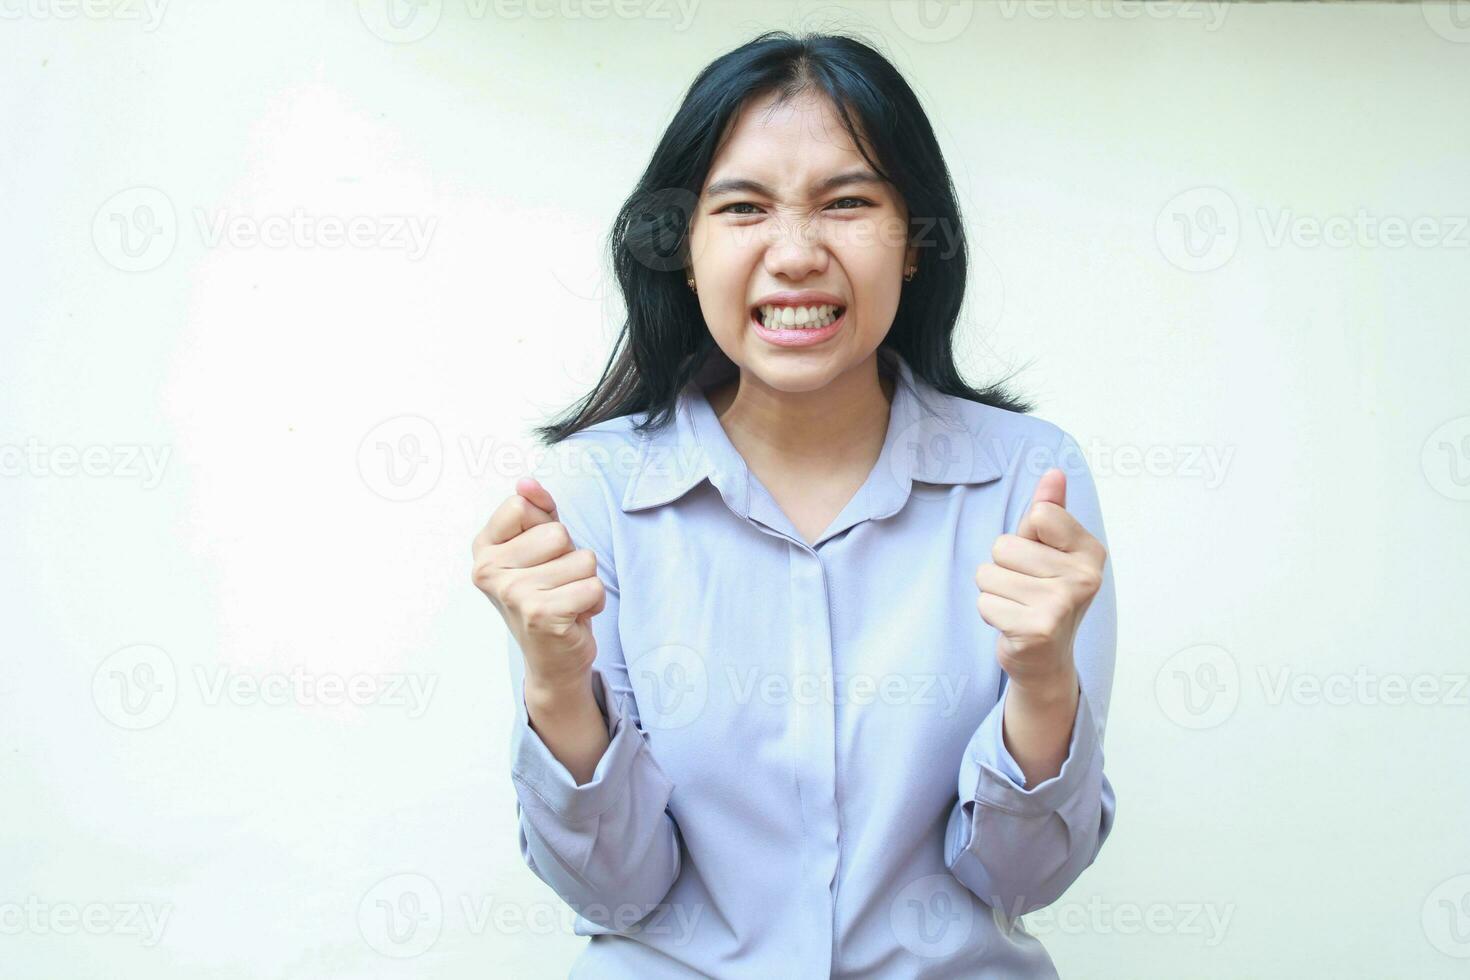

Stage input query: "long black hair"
[{"left": 534, "top": 29, "right": 1033, "bottom": 446}]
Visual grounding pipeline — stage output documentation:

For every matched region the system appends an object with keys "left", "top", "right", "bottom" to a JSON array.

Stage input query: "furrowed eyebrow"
[{"left": 703, "top": 169, "right": 886, "bottom": 200}]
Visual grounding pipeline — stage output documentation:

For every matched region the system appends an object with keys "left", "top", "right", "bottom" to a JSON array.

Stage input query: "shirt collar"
[{"left": 620, "top": 347, "right": 1003, "bottom": 519}]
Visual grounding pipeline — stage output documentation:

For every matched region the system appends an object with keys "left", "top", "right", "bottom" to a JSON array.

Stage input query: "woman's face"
[{"left": 686, "top": 90, "right": 918, "bottom": 393}]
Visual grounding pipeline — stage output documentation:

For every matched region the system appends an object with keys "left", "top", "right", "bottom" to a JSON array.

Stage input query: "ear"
[{"left": 905, "top": 242, "right": 919, "bottom": 272}]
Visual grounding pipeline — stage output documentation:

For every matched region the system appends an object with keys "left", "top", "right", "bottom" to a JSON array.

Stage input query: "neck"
[{"left": 703, "top": 352, "right": 897, "bottom": 466}]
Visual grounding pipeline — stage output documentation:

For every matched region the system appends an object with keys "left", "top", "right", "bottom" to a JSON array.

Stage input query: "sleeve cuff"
[
  {"left": 510, "top": 667, "right": 662, "bottom": 823},
  {"left": 964, "top": 680, "right": 1101, "bottom": 817}
]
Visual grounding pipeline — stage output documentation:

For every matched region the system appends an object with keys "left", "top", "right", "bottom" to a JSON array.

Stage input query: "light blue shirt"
[{"left": 508, "top": 345, "right": 1117, "bottom": 978}]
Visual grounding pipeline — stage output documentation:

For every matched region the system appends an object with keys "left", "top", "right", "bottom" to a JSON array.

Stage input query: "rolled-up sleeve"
[
  {"left": 505, "top": 439, "right": 682, "bottom": 930},
  {"left": 945, "top": 429, "right": 1118, "bottom": 918}
]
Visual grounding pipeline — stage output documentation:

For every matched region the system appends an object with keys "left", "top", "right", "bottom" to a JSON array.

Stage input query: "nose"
[{"left": 762, "top": 215, "right": 829, "bottom": 282}]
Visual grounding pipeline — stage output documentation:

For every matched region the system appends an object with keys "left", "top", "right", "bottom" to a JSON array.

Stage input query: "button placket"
[{"left": 787, "top": 541, "right": 841, "bottom": 974}]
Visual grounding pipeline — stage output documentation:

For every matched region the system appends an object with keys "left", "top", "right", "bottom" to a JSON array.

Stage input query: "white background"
[{"left": 3, "top": 1, "right": 1468, "bottom": 977}]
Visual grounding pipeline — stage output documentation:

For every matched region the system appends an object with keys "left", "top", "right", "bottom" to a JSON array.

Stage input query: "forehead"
[{"left": 704, "top": 91, "right": 874, "bottom": 186}]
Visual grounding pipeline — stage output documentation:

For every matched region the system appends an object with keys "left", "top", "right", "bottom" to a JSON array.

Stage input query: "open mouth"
[{"left": 750, "top": 304, "right": 847, "bottom": 331}]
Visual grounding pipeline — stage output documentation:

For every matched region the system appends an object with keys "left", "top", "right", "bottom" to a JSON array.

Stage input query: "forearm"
[
  {"left": 524, "top": 673, "right": 610, "bottom": 785},
  {"left": 1001, "top": 666, "right": 1080, "bottom": 788}
]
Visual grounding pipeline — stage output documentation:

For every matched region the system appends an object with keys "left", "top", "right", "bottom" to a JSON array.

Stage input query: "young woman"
[{"left": 472, "top": 30, "right": 1117, "bottom": 979}]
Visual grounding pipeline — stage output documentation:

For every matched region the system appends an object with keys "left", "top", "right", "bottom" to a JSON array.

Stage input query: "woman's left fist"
[{"left": 975, "top": 467, "right": 1107, "bottom": 691}]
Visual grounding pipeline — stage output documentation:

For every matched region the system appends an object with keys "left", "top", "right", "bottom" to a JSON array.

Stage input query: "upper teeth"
[{"left": 759, "top": 304, "right": 842, "bottom": 329}]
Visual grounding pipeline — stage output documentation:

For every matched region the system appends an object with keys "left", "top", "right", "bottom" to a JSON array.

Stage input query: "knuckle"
[
  {"left": 501, "top": 579, "right": 530, "bottom": 612},
  {"left": 471, "top": 559, "right": 499, "bottom": 593},
  {"left": 523, "top": 602, "right": 552, "bottom": 633}
]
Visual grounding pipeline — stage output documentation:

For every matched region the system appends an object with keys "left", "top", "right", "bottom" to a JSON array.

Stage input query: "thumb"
[
  {"left": 515, "top": 476, "right": 558, "bottom": 520},
  {"left": 1017, "top": 468, "right": 1066, "bottom": 541}
]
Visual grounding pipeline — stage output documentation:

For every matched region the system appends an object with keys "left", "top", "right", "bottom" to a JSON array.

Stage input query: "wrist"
[
  {"left": 1007, "top": 664, "right": 1079, "bottom": 706},
  {"left": 523, "top": 671, "right": 596, "bottom": 717}
]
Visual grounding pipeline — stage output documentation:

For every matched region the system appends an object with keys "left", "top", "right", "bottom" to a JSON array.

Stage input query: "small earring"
[
  {"left": 686, "top": 275, "right": 697, "bottom": 293},
  {"left": 903, "top": 265, "right": 917, "bottom": 282}
]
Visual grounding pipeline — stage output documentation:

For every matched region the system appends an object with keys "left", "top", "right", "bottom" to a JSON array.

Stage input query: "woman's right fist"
[{"left": 471, "top": 476, "right": 607, "bottom": 695}]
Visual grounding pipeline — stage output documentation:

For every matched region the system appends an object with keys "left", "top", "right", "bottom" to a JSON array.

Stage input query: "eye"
[
  {"left": 826, "top": 197, "right": 873, "bottom": 211},
  {"left": 715, "top": 202, "right": 763, "bottom": 215}
]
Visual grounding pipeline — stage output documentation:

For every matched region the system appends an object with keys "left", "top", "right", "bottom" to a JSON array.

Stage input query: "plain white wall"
[{"left": 3, "top": 1, "right": 1468, "bottom": 977}]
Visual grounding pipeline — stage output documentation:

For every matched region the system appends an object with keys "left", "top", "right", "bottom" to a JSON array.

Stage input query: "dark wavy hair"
[{"left": 534, "top": 29, "right": 1033, "bottom": 446}]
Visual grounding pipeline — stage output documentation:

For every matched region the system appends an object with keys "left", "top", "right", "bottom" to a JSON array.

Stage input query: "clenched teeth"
[{"left": 757, "top": 304, "right": 844, "bottom": 330}]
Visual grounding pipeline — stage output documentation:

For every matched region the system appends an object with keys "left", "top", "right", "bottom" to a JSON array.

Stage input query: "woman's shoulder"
[
  {"left": 929, "top": 387, "right": 1083, "bottom": 473},
  {"left": 529, "top": 412, "right": 652, "bottom": 545}
]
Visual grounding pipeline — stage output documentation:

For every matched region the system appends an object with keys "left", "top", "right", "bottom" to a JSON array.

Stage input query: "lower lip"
[{"left": 750, "top": 307, "right": 846, "bottom": 347}]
